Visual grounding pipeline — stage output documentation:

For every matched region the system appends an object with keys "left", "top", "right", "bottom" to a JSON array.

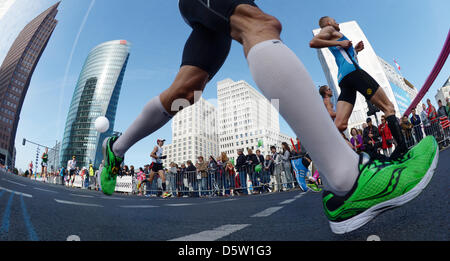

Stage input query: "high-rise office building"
[
  {"left": 378, "top": 56, "right": 419, "bottom": 115},
  {"left": 163, "top": 97, "right": 219, "bottom": 167},
  {"left": 313, "top": 21, "right": 401, "bottom": 129},
  {"left": 0, "top": 2, "right": 59, "bottom": 167},
  {"left": 60, "top": 40, "right": 131, "bottom": 169},
  {"left": 435, "top": 77, "right": 450, "bottom": 105},
  {"left": 217, "top": 78, "right": 294, "bottom": 161}
]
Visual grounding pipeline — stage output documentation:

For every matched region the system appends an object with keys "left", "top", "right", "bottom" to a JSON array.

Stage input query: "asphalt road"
[{"left": 0, "top": 148, "right": 448, "bottom": 241}]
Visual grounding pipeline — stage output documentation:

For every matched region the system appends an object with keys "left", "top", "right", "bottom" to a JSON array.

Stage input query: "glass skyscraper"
[{"left": 60, "top": 40, "right": 131, "bottom": 169}]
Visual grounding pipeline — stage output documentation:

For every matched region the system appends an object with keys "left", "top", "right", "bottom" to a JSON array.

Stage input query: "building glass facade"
[{"left": 60, "top": 40, "right": 130, "bottom": 169}]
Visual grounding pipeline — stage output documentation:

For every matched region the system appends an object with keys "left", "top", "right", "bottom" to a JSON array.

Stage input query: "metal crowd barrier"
[
  {"left": 140, "top": 164, "right": 303, "bottom": 197},
  {"left": 404, "top": 118, "right": 450, "bottom": 150}
]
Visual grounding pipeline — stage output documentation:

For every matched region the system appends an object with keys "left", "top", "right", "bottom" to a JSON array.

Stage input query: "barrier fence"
[{"left": 3, "top": 118, "right": 448, "bottom": 197}]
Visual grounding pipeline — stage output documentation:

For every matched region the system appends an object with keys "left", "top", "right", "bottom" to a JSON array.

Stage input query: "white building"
[
  {"left": 435, "top": 77, "right": 450, "bottom": 105},
  {"left": 378, "top": 56, "right": 420, "bottom": 115},
  {"left": 217, "top": 78, "right": 295, "bottom": 160},
  {"left": 313, "top": 21, "right": 401, "bottom": 129},
  {"left": 162, "top": 97, "right": 219, "bottom": 167}
]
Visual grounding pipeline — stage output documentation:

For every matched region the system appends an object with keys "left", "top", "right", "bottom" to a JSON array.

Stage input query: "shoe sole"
[{"left": 329, "top": 144, "right": 439, "bottom": 235}]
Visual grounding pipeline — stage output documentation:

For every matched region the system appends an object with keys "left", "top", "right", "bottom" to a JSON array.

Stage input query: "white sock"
[
  {"left": 113, "top": 96, "right": 173, "bottom": 158},
  {"left": 247, "top": 40, "right": 359, "bottom": 195}
]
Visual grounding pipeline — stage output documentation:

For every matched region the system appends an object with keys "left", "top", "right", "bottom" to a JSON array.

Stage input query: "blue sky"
[{"left": 1, "top": 0, "right": 449, "bottom": 171}]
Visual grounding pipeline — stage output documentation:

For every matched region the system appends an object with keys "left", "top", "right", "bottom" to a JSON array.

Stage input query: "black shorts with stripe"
[
  {"left": 338, "top": 69, "right": 380, "bottom": 105},
  {"left": 179, "top": 0, "right": 257, "bottom": 80},
  {"left": 150, "top": 162, "right": 164, "bottom": 172}
]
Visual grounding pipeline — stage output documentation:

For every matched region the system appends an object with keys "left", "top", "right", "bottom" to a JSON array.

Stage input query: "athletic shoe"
[
  {"left": 322, "top": 136, "right": 439, "bottom": 234},
  {"left": 307, "top": 183, "right": 322, "bottom": 192},
  {"left": 100, "top": 136, "right": 124, "bottom": 195},
  {"left": 162, "top": 192, "right": 170, "bottom": 199}
]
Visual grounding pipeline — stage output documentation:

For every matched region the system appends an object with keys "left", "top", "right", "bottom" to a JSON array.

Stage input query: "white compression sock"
[
  {"left": 112, "top": 96, "right": 173, "bottom": 158},
  {"left": 247, "top": 39, "right": 359, "bottom": 194}
]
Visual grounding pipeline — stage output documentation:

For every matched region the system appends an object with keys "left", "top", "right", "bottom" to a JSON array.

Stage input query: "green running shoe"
[
  {"left": 100, "top": 136, "right": 123, "bottom": 195},
  {"left": 307, "top": 183, "right": 323, "bottom": 192},
  {"left": 323, "top": 136, "right": 439, "bottom": 234}
]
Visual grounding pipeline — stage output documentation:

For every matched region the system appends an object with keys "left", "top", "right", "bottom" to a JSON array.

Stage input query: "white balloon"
[{"left": 95, "top": 116, "right": 110, "bottom": 133}]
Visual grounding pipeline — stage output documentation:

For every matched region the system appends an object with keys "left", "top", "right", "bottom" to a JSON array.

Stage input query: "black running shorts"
[
  {"left": 179, "top": 0, "right": 257, "bottom": 80},
  {"left": 338, "top": 69, "right": 380, "bottom": 105},
  {"left": 150, "top": 162, "right": 164, "bottom": 172}
]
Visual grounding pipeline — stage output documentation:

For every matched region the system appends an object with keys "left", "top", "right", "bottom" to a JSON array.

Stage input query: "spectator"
[
  {"left": 225, "top": 161, "right": 236, "bottom": 196},
  {"left": 378, "top": 115, "right": 394, "bottom": 157},
  {"left": 246, "top": 149, "right": 258, "bottom": 194},
  {"left": 446, "top": 97, "right": 450, "bottom": 117},
  {"left": 130, "top": 165, "right": 135, "bottom": 177},
  {"left": 235, "top": 149, "right": 247, "bottom": 195},
  {"left": 208, "top": 156, "right": 218, "bottom": 195},
  {"left": 255, "top": 150, "right": 264, "bottom": 193},
  {"left": 401, "top": 116, "right": 414, "bottom": 148},
  {"left": 281, "top": 142, "right": 294, "bottom": 190},
  {"left": 410, "top": 108, "right": 423, "bottom": 143},
  {"left": 421, "top": 103, "right": 432, "bottom": 136},
  {"left": 350, "top": 127, "right": 364, "bottom": 153},
  {"left": 136, "top": 167, "right": 146, "bottom": 196},
  {"left": 270, "top": 145, "right": 283, "bottom": 192},
  {"left": 363, "top": 118, "right": 381, "bottom": 158},
  {"left": 262, "top": 154, "right": 273, "bottom": 193},
  {"left": 59, "top": 167, "right": 66, "bottom": 186},
  {"left": 437, "top": 100, "right": 449, "bottom": 118},
  {"left": 179, "top": 163, "right": 188, "bottom": 197},
  {"left": 427, "top": 99, "right": 440, "bottom": 139},
  {"left": 186, "top": 160, "right": 197, "bottom": 197},
  {"left": 88, "top": 164, "right": 95, "bottom": 190},
  {"left": 121, "top": 165, "right": 129, "bottom": 177},
  {"left": 196, "top": 156, "right": 209, "bottom": 197},
  {"left": 168, "top": 162, "right": 178, "bottom": 197}
]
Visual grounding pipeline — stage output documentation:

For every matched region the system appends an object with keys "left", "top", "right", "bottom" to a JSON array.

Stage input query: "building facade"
[
  {"left": 47, "top": 140, "right": 60, "bottom": 172},
  {"left": 378, "top": 56, "right": 419, "bottom": 115},
  {"left": 60, "top": 40, "right": 130, "bottom": 169},
  {"left": 217, "top": 79, "right": 294, "bottom": 161},
  {"left": 0, "top": 2, "right": 59, "bottom": 168},
  {"left": 313, "top": 21, "right": 401, "bottom": 130},
  {"left": 163, "top": 97, "right": 219, "bottom": 167},
  {"left": 435, "top": 77, "right": 450, "bottom": 105}
]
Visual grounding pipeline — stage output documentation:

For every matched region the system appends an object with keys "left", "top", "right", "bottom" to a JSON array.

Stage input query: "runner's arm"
[
  {"left": 310, "top": 27, "right": 346, "bottom": 49},
  {"left": 150, "top": 146, "right": 158, "bottom": 160}
]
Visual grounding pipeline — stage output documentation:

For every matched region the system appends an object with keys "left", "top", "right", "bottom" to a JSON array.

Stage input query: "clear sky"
[{"left": 1, "top": 0, "right": 449, "bottom": 171}]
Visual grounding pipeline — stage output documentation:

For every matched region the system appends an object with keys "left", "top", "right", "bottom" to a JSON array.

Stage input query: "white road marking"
[
  {"left": 251, "top": 206, "right": 284, "bottom": 217},
  {"left": 0, "top": 186, "right": 32, "bottom": 198},
  {"left": 100, "top": 196, "right": 126, "bottom": 200},
  {"left": 34, "top": 187, "right": 58, "bottom": 193},
  {"left": 67, "top": 235, "right": 81, "bottom": 241},
  {"left": 280, "top": 198, "right": 297, "bottom": 205},
  {"left": 2, "top": 178, "right": 26, "bottom": 187},
  {"left": 55, "top": 199, "right": 103, "bottom": 207},
  {"left": 70, "top": 193, "right": 94, "bottom": 198},
  {"left": 165, "top": 203, "right": 195, "bottom": 207},
  {"left": 120, "top": 205, "right": 159, "bottom": 208},
  {"left": 169, "top": 224, "right": 251, "bottom": 241}
]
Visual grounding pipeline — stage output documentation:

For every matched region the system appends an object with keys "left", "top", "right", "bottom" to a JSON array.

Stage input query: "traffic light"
[{"left": 22, "top": 139, "right": 26, "bottom": 146}]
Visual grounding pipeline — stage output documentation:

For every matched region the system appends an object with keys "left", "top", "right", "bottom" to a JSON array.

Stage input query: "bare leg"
[{"left": 335, "top": 101, "right": 355, "bottom": 133}]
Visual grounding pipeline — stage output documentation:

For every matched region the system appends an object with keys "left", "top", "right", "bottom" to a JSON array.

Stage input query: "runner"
[
  {"left": 41, "top": 147, "right": 49, "bottom": 181},
  {"left": 67, "top": 156, "right": 77, "bottom": 187},
  {"left": 99, "top": 1, "right": 438, "bottom": 234},
  {"left": 28, "top": 161, "right": 33, "bottom": 178},
  {"left": 310, "top": 16, "right": 408, "bottom": 160},
  {"left": 148, "top": 139, "right": 170, "bottom": 198}
]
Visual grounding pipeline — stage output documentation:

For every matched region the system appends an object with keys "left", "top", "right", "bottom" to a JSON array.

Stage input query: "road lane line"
[
  {"left": 0, "top": 194, "right": 14, "bottom": 237},
  {"left": 2, "top": 179, "right": 26, "bottom": 187},
  {"left": 251, "top": 206, "right": 284, "bottom": 217},
  {"left": 34, "top": 188, "right": 58, "bottom": 193},
  {"left": 280, "top": 198, "right": 296, "bottom": 205},
  {"left": 120, "top": 205, "right": 159, "bottom": 208},
  {"left": 55, "top": 199, "right": 103, "bottom": 207},
  {"left": 169, "top": 224, "right": 251, "bottom": 241},
  {"left": 0, "top": 186, "right": 32, "bottom": 198},
  {"left": 20, "top": 195, "right": 39, "bottom": 241},
  {"left": 100, "top": 196, "right": 126, "bottom": 200},
  {"left": 165, "top": 203, "right": 195, "bottom": 207}
]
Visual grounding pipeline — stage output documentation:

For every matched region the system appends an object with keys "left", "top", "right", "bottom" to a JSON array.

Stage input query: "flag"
[{"left": 394, "top": 59, "right": 401, "bottom": 71}]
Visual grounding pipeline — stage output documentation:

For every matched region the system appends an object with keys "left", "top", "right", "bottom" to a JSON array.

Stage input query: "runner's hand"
[{"left": 339, "top": 40, "right": 352, "bottom": 49}]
